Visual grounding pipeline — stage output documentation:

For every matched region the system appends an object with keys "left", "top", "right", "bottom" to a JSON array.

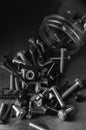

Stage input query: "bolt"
[
  {"left": 29, "top": 122, "right": 48, "bottom": 130},
  {"left": 58, "top": 105, "right": 76, "bottom": 121},
  {"left": 35, "top": 82, "right": 41, "bottom": 93},
  {"left": 62, "top": 79, "right": 84, "bottom": 99},
  {"left": 2, "top": 104, "right": 12, "bottom": 122},
  {"left": 26, "top": 101, "right": 33, "bottom": 119},
  {"left": 60, "top": 48, "right": 67, "bottom": 73},
  {"left": 0, "top": 103, "right": 6, "bottom": 118},
  {"left": 14, "top": 77, "right": 21, "bottom": 91},
  {"left": 50, "top": 55, "right": 71, "bottom": 61},
  {"left": 50, "top": 86, "right": 65, "bottom": 108},
  {"left": 10, "top": 74, "right": 15, "bottom": 91},
  {"left": 12, "top": 57, "right": 26, "bottom": 65},
  {"left": 17, "top": 51, "right": 26, "bottom": 63},
  {"left": 21, "top": 69, "right": 26, "bottom": 89},
  {"left": 12, "top": 105, "right": 26, "bottom": 119}
]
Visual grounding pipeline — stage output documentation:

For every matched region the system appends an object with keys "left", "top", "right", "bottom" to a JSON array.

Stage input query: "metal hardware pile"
[{"left": 0, "top": 12, "right": 86, "bottom": 127}]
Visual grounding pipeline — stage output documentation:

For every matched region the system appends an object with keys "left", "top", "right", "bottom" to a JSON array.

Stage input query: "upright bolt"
[
  {"left": 21, "top": 69, "right": 26, "bottom": 89},
  {"left": 10, "top": 74, "right": 15, "bottom": 91},
  {"left": 60, "top": 48, "right": 67, "bottom": 73},
  {"left": 14, "top": 77, "right": 21, "bottom": 91},
  {"left": 26, "top": 101, "right": 33, "bottom": 119},
  {"left": 35, "top": 82, "right": 41, "bottom": 93},
  {"left": 62, "top": 79, "right": 83, "bottom": 99}
]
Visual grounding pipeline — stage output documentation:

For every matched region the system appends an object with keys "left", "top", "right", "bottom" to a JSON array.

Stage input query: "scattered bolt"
[
  {"left": 62, "top": 79, "right": 84, "bottom": 99},
  {"left": 29, "top": 122, "right": 48, "bottom": 130},
  {"left": 60, "top": 48, "right": 67, "bottom": 73},
  {"left": 50, "top": 86, "right": 65, "bottom": 108},
  {"left": 12, "top": 105, "right": 26, "bottom": 119},
  {"left": 58, "top": 105, "right": 76, "bottom": 121}
]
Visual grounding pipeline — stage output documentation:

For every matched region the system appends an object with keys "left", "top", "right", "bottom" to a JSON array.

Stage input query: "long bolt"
[
  {"left": 10, "top": 74, "right": 15, "bottom": 90},
  {"left": 0, "top": 103, "right": 6, "bottom": 118},
  {"left": 14, "top": 77, "right": 21, "bottom": 91},
  {"left": 62, "top": 79, "right": 83, "bottom": 99},
  {"left": 50, "top": 55, "right": 71, "bottom": 61},
  {"left": 29, "top": 122, "right": 48, "bottom": 130},
  {"left": 50, "top": 86, "right": 65, "bottom": 108},
  {"left": 60, "top": 48, "right": 67, "bottom": 73},
  {"left": 21, "top": 69, "right": 26, "bottom": 89}
]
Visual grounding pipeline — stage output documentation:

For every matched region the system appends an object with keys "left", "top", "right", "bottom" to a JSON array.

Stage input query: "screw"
[
  {"left": 60, "top": 48, "right": 67, "bottom": 73},
  {"left": 29, "top": 122, "right": 48, "bottom": 130},
  {"left": 62, "top": 79, "right": 84, "bottom": 99}
]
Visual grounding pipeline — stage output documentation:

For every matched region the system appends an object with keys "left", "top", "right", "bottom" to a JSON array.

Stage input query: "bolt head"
[
  {"left": 58, "top": 110, "right": 67, "bottom": 121},
  {"left": 75, "top": 79, "right": 84, "bottom": 88}
]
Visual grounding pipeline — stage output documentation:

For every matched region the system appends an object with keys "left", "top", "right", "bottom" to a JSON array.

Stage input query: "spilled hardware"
[{"left": 0, "top": 12, "right": 86, "bottom": 129}]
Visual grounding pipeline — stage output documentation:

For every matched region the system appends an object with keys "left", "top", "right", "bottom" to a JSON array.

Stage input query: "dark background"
[
  {"left": 0, "top": 0, "right": 86, "bottom": 130},
  {"left": 0, "top": 0, "right": 86, "bottom": 56}
]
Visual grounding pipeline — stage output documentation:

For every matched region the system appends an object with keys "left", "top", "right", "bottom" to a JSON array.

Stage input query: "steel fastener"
[
  {"left": 29, "top": 122, "right": 48, "bottom": 130},
  {"left": 60, "top": 48, "right": 67, "bottom": 73},
  {"left": 62, "top": 79, "right": 84, "bottom": 99},
  {"left": 50, "top": 86, "right": 65, "bottom": 108},
  {"left": 58, "top": 105, "right": 76, "bottom": 121}
]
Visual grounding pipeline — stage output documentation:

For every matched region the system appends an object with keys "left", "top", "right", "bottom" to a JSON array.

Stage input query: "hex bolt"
[
  {"left": 50, "top": 86, "right": 65, "bottom": 108},
  {"left": 29, "top": 122, "right": 48, "bottom": 130},
  {"left": 60, "top": 48, "right": 67, "bottom": 73},
  {"left": 12, "top": 105, "right": 26, "bottom": 119},
  {"left": 62, "top": 79, "right": 84, "bottom": 99},
  {"left": 58, "top": 105, "right": 76, "bottom": 121}
]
